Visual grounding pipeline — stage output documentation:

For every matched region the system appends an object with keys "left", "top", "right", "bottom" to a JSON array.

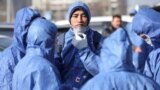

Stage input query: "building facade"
[
  {"left": 32, "top": 0, "right": 127, "bottom": 21},
  {"left": 0, "top": 0, "right": 127, "bottom": 23}
]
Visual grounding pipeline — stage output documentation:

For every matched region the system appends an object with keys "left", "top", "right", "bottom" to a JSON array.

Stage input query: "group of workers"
[{"left": 0, "top": 1, "right": 160, "bottom": 90}]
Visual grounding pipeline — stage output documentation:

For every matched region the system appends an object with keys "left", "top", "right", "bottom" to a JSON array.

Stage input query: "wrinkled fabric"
[
  {"left": 0, "top": 7, "right": 40, "bottom": 90},
  {"left": 144, "top": 49, "right": 160, "bottom": 86},
  {"left": 126, "top": 23, "right": 153, "bottom": 73},
  {"left": 130, "top": 7, "right": 160, "bottom": 86},
  {"left": 132, "top": 7, "right": 160, "bottom": 49},
  {"left": 99, "top": 28, "right": 134, "bottom": 73},
  {"left": 81, "top": 28, "right": 160, "bottom": 90},
  {"left": 54, "top": 2, "right": 102, "bottom": 89},
  {"left": 135, "top": 8, "right": 160, "bottom": 86},
  {"left": 55, "top": 28, "right": 101, "bottom": 89},
  {"left": 12, "top": 18, "right": 60, "bottom": 90},
  {"left": 81, "top": 71, "right": 160, "bottom": 90}
]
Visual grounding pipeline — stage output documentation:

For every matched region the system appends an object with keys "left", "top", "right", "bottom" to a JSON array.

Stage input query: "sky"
[{"left": 127, "top": 0, "right": 160, "bottom": 13}]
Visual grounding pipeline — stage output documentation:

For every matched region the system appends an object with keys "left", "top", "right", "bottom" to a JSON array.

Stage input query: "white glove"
[{"left": 72, "top": 33, "right": 88, "bottom": 50}]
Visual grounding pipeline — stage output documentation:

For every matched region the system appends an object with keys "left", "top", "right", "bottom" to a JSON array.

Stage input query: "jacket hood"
[
  {"left": 13, "top": 7, "right": 40, "bottom": 54},
  {"left": 132, "top": 7, "right": 160, "bottom": 48},
  {"left": 65, "top": 1, "right": 91, "bottom": 25},
  {"left": 100, "top": 28, "right": 134, "bottom": 72},
  {"left": 26, "top": 18, "right": 57, "bottom": 61},
  {"left": 127, "top": 23, "right": 153, "bottom": 72}
]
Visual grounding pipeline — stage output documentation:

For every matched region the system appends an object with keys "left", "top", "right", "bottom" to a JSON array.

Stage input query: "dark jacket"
[
  {"left": 102, "top": 24, "right": 117, "bottom": 37},
  {"left": 54, "top": 2, "right": 102, "bottom": 90}
]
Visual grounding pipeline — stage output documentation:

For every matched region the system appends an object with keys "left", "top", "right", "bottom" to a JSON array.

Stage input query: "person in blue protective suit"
[
  {"left": 126, "top": 23, "right": 153, "bottom": 73},
  {"left": 0, "top": 8, "right": 40, "bottom": 90},
  {"left": 54, "top": 1, "right": 102, "bottom": 90},
  {"left": 81, "top": 28, "right": 160, "bottom": 90},
  {"left": 12, "top": 17, "right": 61, "bottom": 90},
  {"left": 131, "top": 7, "right": 160, "bottom": 86}
]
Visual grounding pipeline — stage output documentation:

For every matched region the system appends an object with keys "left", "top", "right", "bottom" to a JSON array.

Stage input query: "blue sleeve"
[
  {"left": 143, "top": 49, "right": 160, "bottom": 85},
  {"left": 143, "top": 50, "right": 157, "bottom": 78},
  {"left": 79, "top": 48, "right": 100, "bottom": 76},
  {"left": 77, "top": 32, "right": 102, "bottom": 76}
]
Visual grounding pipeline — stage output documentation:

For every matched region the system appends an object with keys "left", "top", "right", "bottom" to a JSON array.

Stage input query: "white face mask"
[{"left": 73, "top": 26, "right": 88, "bottom": 34}]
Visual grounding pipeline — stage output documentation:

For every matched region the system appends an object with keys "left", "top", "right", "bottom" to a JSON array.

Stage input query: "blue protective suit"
[
  {"left": 54, "top": 1, "right": 102, "bottom": 89},
  {"left": 133, "top": 8, "right": 160, "bottom": 86},
  {"left": 81, "top": 28, "right": 160, "bottom": 90},
  {"left": 132, "top": 7, "right": 160, "bottom": 49},
  {"left": 126, "top": 23, "right": 153, "bottom": 73},
  {"left": 0, "top": 8, "right": 40, "bottom": 90},
  {"left": 12, "top": 18, "right": 60, "bottom": 90}
]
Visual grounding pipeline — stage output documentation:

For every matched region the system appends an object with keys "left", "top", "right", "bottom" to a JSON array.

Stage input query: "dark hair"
[
  {"left": 112, "top": 14, "right": 121, "bottom": 20},
  {"left": 71, "top": 8, "right": 88, "bottom": 17},
  {"left": 70, "top": 7, "right": 89, "bottom": 24},
  {"left": 153, "top": 6, "right": 160, "bottom": 12}
]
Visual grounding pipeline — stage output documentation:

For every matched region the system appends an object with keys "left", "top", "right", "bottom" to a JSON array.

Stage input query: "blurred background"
[
  {"left": 0, "top": 0, "right": 160, "bottom": 51},
  {"left": 0, "top": 0, "right": 159, "bottom": 23}
]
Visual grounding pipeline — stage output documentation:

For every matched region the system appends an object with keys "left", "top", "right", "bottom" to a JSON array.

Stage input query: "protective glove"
[
  {"left": 72, "top": 33, "right": 88, "bottom": 50},
  {"left": 140, "top": 34, "right": 153, "bottom": 46}
]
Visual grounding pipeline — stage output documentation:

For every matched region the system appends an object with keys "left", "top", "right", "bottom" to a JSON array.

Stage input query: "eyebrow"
[{"left": 72, "top": 13, "right": 86, "bottom": 16}]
